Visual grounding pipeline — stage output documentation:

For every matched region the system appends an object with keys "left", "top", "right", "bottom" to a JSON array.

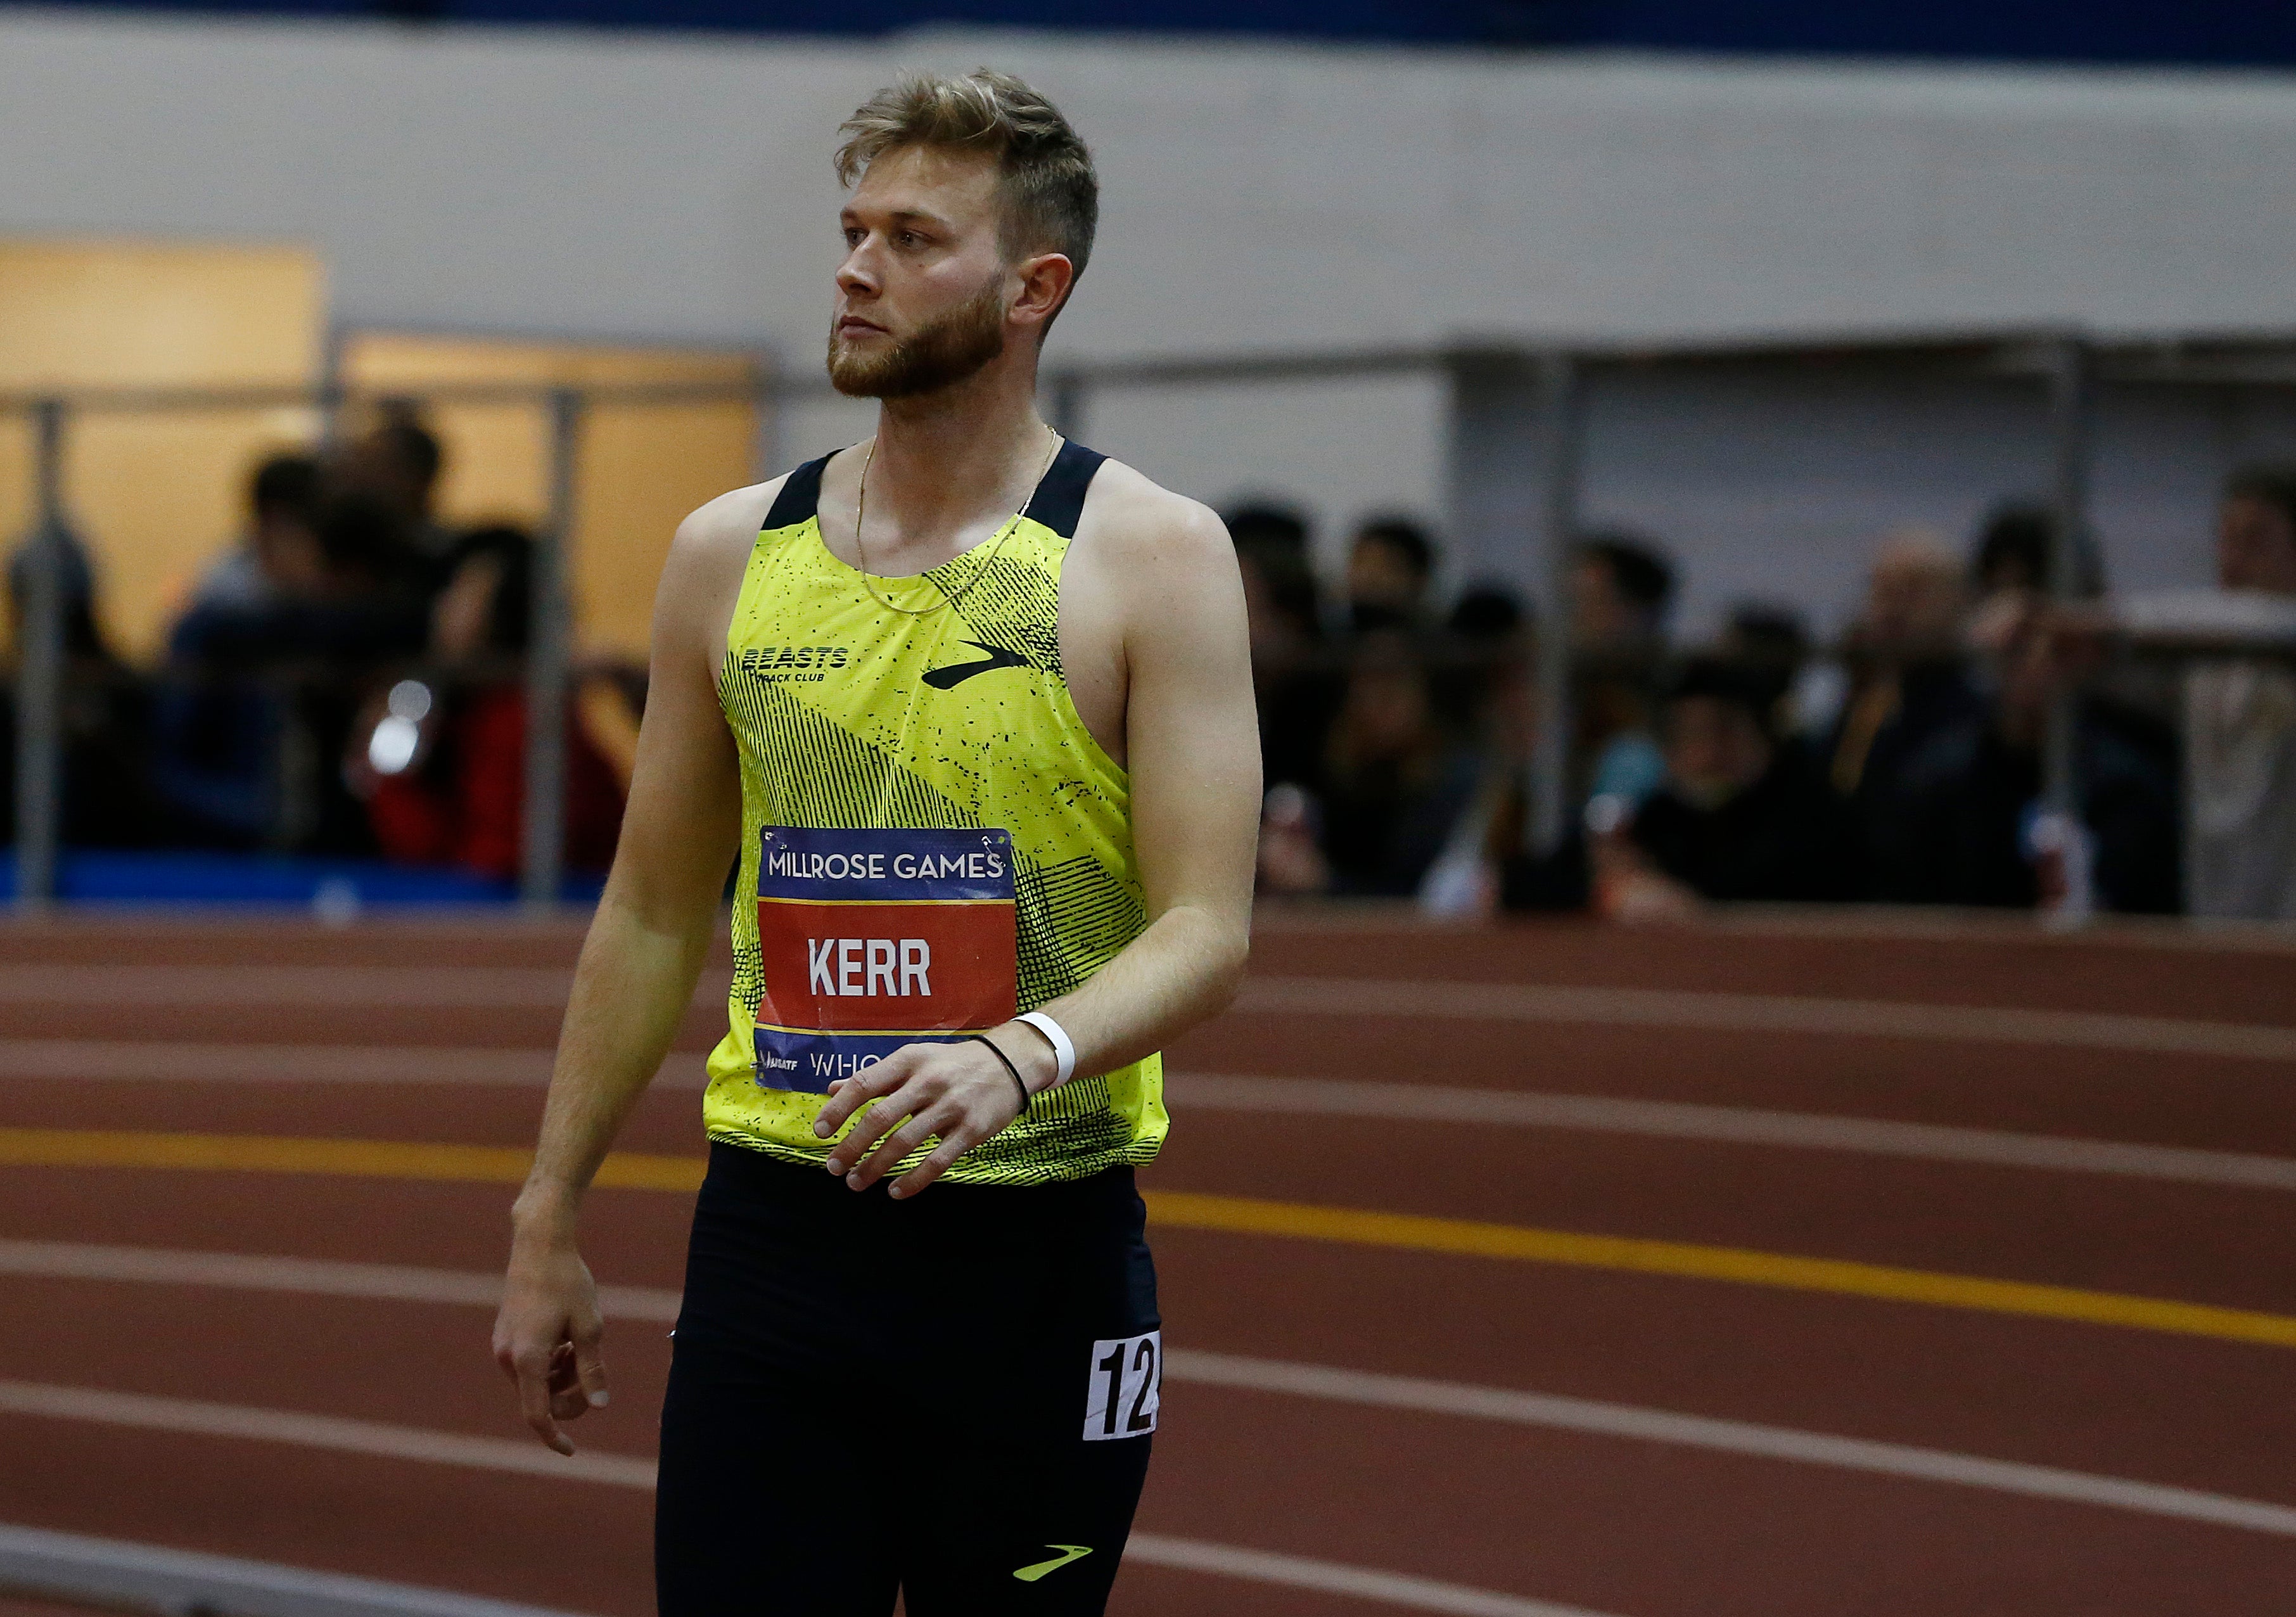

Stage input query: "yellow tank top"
[{"left": 702, "top": 442, "right": 1166, "bottom": 1186}]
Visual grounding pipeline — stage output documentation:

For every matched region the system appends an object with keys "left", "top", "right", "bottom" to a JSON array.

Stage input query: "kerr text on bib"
[{"left": 752, "top": 826, "right": 1018, "bottom": 1093}]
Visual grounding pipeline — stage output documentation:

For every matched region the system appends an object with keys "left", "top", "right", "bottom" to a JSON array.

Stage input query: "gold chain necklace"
[{"left": 850, "top": 426, "right": 1062, "bottom": 618}]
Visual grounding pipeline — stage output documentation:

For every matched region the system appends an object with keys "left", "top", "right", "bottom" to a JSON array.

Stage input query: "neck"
[{"left": 866, "top": 350, "right": 1051, "bottom": 534}]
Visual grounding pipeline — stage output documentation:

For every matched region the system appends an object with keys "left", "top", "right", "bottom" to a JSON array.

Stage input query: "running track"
[{"left": 4, "top": 908, "right": 2295, "bottom": 1615}]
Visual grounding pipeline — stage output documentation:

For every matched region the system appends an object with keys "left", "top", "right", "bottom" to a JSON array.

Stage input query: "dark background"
[{"left": 15, "top": 0, "right": 2296, "bottom": 63}]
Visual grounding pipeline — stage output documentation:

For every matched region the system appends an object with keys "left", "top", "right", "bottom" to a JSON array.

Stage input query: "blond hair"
[{"left": 835, "top": 69, "right": 1099, "bottom": 287}]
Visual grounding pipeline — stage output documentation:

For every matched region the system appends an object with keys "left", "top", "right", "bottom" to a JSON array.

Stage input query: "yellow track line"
[
  {"left": 1145, "top": 1192, "right": 2296, "bottom": 1350},
  {"left": 5, "top": 1127, "right": 2291, "bottom": 1350},
  {"left": 0, "top": 1127, "right": 699, "bottom": 1192}
]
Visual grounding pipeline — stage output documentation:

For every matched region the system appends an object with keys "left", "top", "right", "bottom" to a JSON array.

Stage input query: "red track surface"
[{"left": 4, "top": 909, "right": 2296, "bottom": 1614}]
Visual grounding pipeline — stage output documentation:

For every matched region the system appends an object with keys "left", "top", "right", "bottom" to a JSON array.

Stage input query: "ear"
[{"left": 1007, "top": 252, "right": 1075, "bottom": 336}]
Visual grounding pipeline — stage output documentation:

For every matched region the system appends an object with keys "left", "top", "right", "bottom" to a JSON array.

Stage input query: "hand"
[
  {"left": 492, "top": 1221, "right": 609, "bottom": 1455},
  {"left": 811, "top": 1033, "right": 1046, "bottom": 1198}
]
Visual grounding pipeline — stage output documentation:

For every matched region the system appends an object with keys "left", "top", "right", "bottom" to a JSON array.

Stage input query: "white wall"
[{"left": 7, "top": 10, "right": 2296, "bottom": 630}]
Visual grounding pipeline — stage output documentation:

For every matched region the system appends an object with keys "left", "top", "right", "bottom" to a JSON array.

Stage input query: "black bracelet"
[{"left": 966, "top": 1033, "right": 1031, "bottom": 1116}]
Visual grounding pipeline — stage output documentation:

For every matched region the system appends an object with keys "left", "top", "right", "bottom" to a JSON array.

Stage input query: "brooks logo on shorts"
[{"left": 1013, "top": 1545, "right": 1094, "bottom": 1582}]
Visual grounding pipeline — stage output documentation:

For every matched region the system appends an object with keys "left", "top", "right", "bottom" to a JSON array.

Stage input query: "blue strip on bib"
[{"left": 756, "top": 826, "right": 1014, "bottom": 902}]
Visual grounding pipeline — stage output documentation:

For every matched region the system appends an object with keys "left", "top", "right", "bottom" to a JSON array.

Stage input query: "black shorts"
[{"left": 656, "top": 1142, "right": 1161, "bottom": 1616}]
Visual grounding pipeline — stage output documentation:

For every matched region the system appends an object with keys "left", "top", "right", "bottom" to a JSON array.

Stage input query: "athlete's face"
[
  {"left": 829, "top": 146, "right": 1010, "bottom": 397},
  {"left": 827, "top": 145, "right": 1070, "bottom": 399}
]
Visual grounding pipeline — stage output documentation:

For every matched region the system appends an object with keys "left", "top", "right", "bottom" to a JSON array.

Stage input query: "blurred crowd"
[
  {"left": 1246, "top": 466, "right": 2296, "bottom": 923},
  {"left": 6, "top": 427, "right": 2295, "bottom": 919},
  {"left": 1, "top": 407, "right": 634, "bottom": 883}
]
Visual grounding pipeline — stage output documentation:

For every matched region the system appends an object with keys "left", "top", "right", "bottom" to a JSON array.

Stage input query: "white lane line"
[
  {"left": 1168, "top": 1350, "right": 2296, "bottom": 1540},
  {"left": 0, "top": 965, "right": 582, "bottom": 1008},
  {"left": 1166, "top": 1074, "right": 2296, "bottom": 1191},
  {"left": 0, "top": 1041, "right": 556, "bottom": 1084},
  {"left": 1237, "top": 976, "right": 2296, "bottom": 1063},
  {"left": 0, "top": 1383, "right": 1591, "bottom": 1617},
  {"left": 0, "top": 1040, "right": 706, "bottom": 1088},
  {"left": 0, "top": 1379, "right": 657, "bottom": 1487},
  {"left": 0, "top": 1521, "right": 592, "bottom": 1617},
  {"left": 0, "top": 1240, "right": 680, "bottom": 1321},
  {"left": 1122, "top": 1535, "right": 1617, "bottom": 1616},
  {"left": 10, "top": 1242, "right": 2294, "bottom": 1540},
  {"left": 10, "top": 962, "right": 2294, "bottom": 1062}
]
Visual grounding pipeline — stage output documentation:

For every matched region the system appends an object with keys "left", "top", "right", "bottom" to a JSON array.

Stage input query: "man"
[
  {"left": 1595, "top": 655, "right": 1856, "bottom": 919},
  {"left": 1225, "top": 502, "right": 1338, "bottom": 793},
  {"left": 186, "top": 452, "right": 324, "bottom": 612},
  {"left": 1570, "top": 531, "right": 1674, "bottom": 810},
  {"left": 2116, "top": 464, "right": 2296, "bottom": 917},
  {"left": 340, "top": 404, "right": 456, "bottom": 574},
  {"left": 490, "top": 69, "right": 1260, "bottom": 1616},
  {"left": 1344, "top": 514, "right": 1436, "bottom": 632},
  {"left": 1823, "top": 529, "right": 2025, "bottom": 903}
]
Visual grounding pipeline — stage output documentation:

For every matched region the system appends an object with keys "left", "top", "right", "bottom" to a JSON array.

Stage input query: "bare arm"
[
  {"left": 492, "top": 485, "right": 760, "bottom": 1453},
  {"left": 817, "top": 490, "right": 1260, "bottom": 1194},
  {"left": 1002, "top": 497, "right": 1260, "bottom": 1070}
]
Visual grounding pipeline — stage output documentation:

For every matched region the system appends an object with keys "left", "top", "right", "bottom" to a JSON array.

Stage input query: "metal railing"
[{"left": 8, "top": 328, "right": 2295, "bottom": 911}]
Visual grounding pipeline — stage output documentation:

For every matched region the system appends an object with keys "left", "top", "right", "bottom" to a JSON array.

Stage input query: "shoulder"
[
  {"left": 671, "top": 477, "right": 783, "bottom": 562},
  {"left": 649, "top": 473, "right": 798, "bottom": 655},
  {"left": 1073, "top": 456, "right": 1235, "bottom": 581}
]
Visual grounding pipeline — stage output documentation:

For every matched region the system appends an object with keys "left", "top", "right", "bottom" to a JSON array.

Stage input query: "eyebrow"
[{"left": 839, "top": 206, "right": 956, "bottom": 233}]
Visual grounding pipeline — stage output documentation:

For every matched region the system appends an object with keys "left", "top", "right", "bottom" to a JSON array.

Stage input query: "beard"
[{"left": 827, "top": 279, "right": 1009, "bottom": 399}]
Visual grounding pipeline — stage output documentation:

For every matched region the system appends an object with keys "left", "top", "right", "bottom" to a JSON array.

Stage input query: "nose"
[{"left": 836, "top": 238, "right": 879, "bottom": 301}]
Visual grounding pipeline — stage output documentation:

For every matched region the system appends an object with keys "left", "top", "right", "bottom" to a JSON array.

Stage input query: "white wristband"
[{"left": 1014, "top": 1011, "right": 1077, "bottom": 1089}]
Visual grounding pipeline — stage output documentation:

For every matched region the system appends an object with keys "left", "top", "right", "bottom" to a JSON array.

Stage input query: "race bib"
[
  {"left": 751, "top": 826, "right": 1018, "bottom": 1094},
  {"left": 1083, "top": 1330, "right": 1161, "bottom": 1441}
]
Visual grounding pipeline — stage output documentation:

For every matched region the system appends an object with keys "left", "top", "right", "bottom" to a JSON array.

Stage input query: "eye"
[
  {"left": 842, "top": 227, "right": 864, "bottom": 247},
  {"left": 897, "top": 230, "right": 924, "bottom": 248}
]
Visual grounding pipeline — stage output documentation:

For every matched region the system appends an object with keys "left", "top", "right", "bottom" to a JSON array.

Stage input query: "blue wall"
[{"left": 15, "top": 0, "right": 2296, "bottom": 63}]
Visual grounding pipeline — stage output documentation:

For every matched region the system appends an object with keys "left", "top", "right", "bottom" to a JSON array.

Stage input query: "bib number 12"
[{"left": 1082, "top": 1331, "right": 1161, "bottom": 1441}]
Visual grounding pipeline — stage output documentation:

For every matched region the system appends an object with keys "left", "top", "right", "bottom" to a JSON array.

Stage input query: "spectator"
[
  {"left": 1227, "top": 502, "right": 1339, "bottom": 794},
  {"left": 1227, "top": 503, "right": 1321, "bottom": 659},
  {"left": 167, "top": 491, "right": 428, "bottom": 674},
  {"left": 1718, "top": 601, "right": 1813, "bottom": 738},
  {"left": 1346, "top": 515, "right": 1436, "bottom": 632},
  {"left": 191, "top": 452, "right": 327, "bottom": 612},
  {"left": 1967, "top": 509, "right": 2181, "bottom": 916},
  {"left": 1574, "top": 532, "right": 1673, "bottom": 651},
  {"left": 352, "top": 526, "right": 625, "bottom": 881},
  {"left": 1, "top": 530, "right": 158, "bottom": 848},
  {"left": 1593, "top": 656, "right": 1857, "bottom": 919},
  {"left": 1446, "top": 583, "right": 1525, "bottom": 646},
  {"left": 1418, "top": 584, "right": 1533, "bottom": 915},
  {"left": 1823, "top": 530, "right": 2024, "bottom": 904},
  {"left": 1969, "top": 501, "right": 2104, "bottom": 605},
  {"left": 338, "top": 402, "right": 456, "bottom": 575},
  {"left": 155, "top": 490, "right": 430, "bottom": 848},
  {"left": 1572, "top": 531, "right": 1674, "bottom": 811},
  {"left": 2180, "top": 464, "right": 2296, "bottom": 918},
  {"left": 1256, "top": 630, "right": 1479, "bottom": 898}
]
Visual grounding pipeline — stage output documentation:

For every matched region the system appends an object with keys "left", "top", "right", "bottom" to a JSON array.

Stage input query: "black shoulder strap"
[
  {"left": 760, "top": 454, "right": 831, "bottom": 532},
  {"left": 1020, "top": 440, "right": 1107, "bottom": 541}
]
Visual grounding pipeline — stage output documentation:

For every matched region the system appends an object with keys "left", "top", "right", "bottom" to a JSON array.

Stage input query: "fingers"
[
  {"left": 815, "top": 1041, "right": 1031, "bottom": 1195},
  {"left": 820, "top": 1056, "right": 928, "bottom": 1177},
  {"left": 492, "top": 1264, "right": 605, "bottom": 1455},
  {"left": 512, "top": 1342, "right": 575, "bottom": 1455},
  {"left": 841, "top": 1106, "right": 955, "bottom": 1193},
  {"left": 547, "top": 1337, "right": 608, "bottom": 1423},
  {"left": 571, "top": 1315, "right": 611, "bottom": 1413},
  {"left": 813, "top": 1047, "right": 919, "bottom": 1143},
  {"left": 888, "top": 1134, "right": 973, "bottom": 1200}
]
